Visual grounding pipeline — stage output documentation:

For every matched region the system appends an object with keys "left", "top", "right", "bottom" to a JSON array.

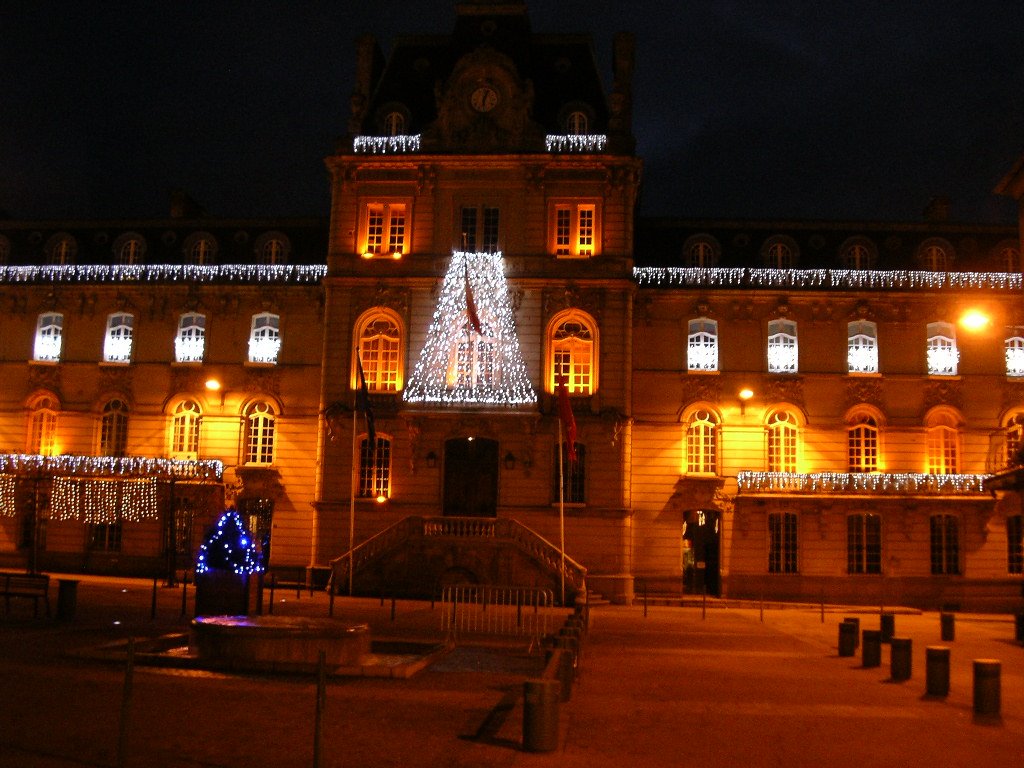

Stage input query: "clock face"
[{"left": 470, "top": 86, "right": 499, "bottom": 113}]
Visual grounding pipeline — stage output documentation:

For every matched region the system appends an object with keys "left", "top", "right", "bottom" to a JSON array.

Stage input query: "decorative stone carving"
[
  {"left": 845, "top": 378, "right": 883, "bottom": 410},
  {"left": 923, "top": 380, "right": 963, "bottom": 412},
  {"left": 355, "top": 283, "right": 410, "bottom": 317},
  {"left": 245, "top": 368, "right": 281, "bottom": 399},
  {"left": 683, "top": 376, "right": 722, "bottom": 405},
  {"left": 28, "top": 365, "right": 62, "bottom": 396},
  {"left": 542, "top": 285, "right": 604, "bottom": 321},
  {"left": 97, "top": 367, "right": 133, "bottom": 401},
  {"left": 763, "top": 376, "right": 804, "bottom": 409},
  {"left": 1002, "top": 382, "right": 1024, "bottom": 410}
]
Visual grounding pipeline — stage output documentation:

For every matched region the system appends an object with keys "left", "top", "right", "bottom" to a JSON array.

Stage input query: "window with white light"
[
  {"left": 34, "top": 312, "right": 64, "bottom": 362},
  {"left": 930, "top": 514, "right": 960, "bottom": 575},
  {"left": 358, "top": 313, "right": 402, "bottom": 392},
  {"left": 552, "top": 203, "right": 597, "bottom": 257},
  {"left": 847, "top": 320, "right": 878, "bottom": 374},
  {"left": 27, "top": 395, "right": 58, "bottom": 455},
  {"left": 170, "top": 400, "right": 202, "bottom": 459},
  {"left": 686, "top": 410, "right": 719, "bottom": 474},
  {"left": 452, "top": 321, "right": 497, "bottom": 389},
  {"left": 244, "top": 401, "right": 276, "bottom": 465},
  {"left": 364, "top": 203, "right": 407, "bottom": 257},
  {"left": 103, "top": 313, "right": 134, "bottom": 363},
  {"left": 248, "top": 312, "right": 280, "bottom": 365},
  {"left": 99, "top": 399, "right": 129, "bottom": 457},
  {"left": 1005, "top": 329, "right": 1024, "bottom": 378},
  {"left": 768, "top": 512, "right": 798, "bottom": 573},
  {"left": 358, "top": 435, "right": 391, "bottom": 498},
  {"left": 847, "top": 513, "right": 881, "bottom": 574},
  {"left": 687, "top": 318, "right": 718, "bottom": 372},
  {"left": 848, "top": 414, "right": 879, "bottom": 472},
  {"left": 926, "top": 411, "right": 959, "bottom": 474},
  {"left": 460, "top": 205, "right": 500, "bottom": 253},
  {"left": 175, "top": 313, "right": 206, "bottom": 363},
  {"left": 767, "top": 410, "right": 798, "bottom": 473},
  {"left": 926, "top": 321, "right": 958, "bottom": 376},
  {"left": 767, "top": 319, "right": 798, "bottom": 374},
  {"left": 550, "top": 314, "right": 597, "bottom": 395}
]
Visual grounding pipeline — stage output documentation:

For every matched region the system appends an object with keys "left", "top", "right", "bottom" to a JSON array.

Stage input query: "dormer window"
[
  {"left": 384, "top": 111, "right": 406, "bottom": 136},
  {"left": 46, "top": 233, "right": 77, "bottom": 265},
  {"left": 186, "top": 233, "right": 218, "bottom": 265},
  {"left": 566, "top": 111, "right": 588, "bottom": 134},
  {"left": 839, "top": 237, "right": 877, "bottom": 270},
  {"left": 115, "top": 233, "right": 146, "bottom": 265},
  {"left": 682, "top": 235, "right": 720, "bottom": 268},
  {"left": 917, "top": 239, "right": 954, "bottom": 272}
]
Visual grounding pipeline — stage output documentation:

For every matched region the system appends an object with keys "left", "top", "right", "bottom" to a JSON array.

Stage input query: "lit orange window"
[
  {"left": 551, "top": 203, "right": 598, "bottom": 258},
  {"left": 363, "top": 203, "right": 407, "bottom": 258},
  {"left": 550, "top": 316, "right": 596, "bottom": 394}
]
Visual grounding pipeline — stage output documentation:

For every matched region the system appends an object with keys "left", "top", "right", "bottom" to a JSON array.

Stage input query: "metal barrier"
[{"left": 441, "top": 585, "right": 556, "bottom": 647}]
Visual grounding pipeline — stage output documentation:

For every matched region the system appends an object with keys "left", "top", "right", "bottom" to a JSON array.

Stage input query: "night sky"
[{"left": 2, "top": 2, "right": 1022, "bottom": 223}]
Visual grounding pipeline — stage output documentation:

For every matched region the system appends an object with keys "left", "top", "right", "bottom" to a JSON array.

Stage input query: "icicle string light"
[
  {"left": 0, "top": 264, "right": 327, "bottom": 286},
  {"left": 195, "top": 509, "right": 263, "bottom": 575},
  {"left": 404, "top": 250, "right": 537, "bottom": 406},
  {"left": 0, "top": 474, "right": 16, "bottom": 517},
  {"left": 737, "top": 471, "right": 991, "bottom": 495},
  {"left": 634, "top": 267, "right": 1024, "bottom": 291},
  {"left": 0, "top": 453, "right": 223, "bottom": 481},
  {"left": 545, "top": 134, "right": 608, "bottom": 152},
  {"left": 352, "top": 135, "right": 422, "bottom": 154},
  {"left": 51, "top": 477, "right": 159, "bottom": 522}
]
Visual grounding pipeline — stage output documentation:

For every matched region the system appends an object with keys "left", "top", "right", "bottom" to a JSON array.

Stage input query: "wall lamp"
[
  {"left": 504, "top": 451, "right": 516, "bottom": 470},
  {"left": 738, "top": 387, "right": 754, "bottom": 415},
  {"left": 425, "top": 451, "right": 437, "bottom": 468}
]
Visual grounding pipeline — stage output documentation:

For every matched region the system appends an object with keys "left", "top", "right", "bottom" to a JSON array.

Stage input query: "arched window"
[
  {"left": 262, "top": 238, "right": 285, "bottom": 264},
  {"left": 384, "top": 111, "right": 406, "bottom": 136},
  {"left": 34, "top": 312, "right": 64, "bottom": 363},
  {"left": 103, "top": 313, "right": 134, "bottom": 363},
  {"left": 1005, "top": 329, "right": 1024, "bottom": 378},
  {"left": 1005, "top": 413, "right": 1024, "bottom": 467},
  {"left": 847, "top": 320, "right": 878, "bottom": 374},
  {"left": 99, "top": 399, "right": 129, "bottom": 457},
  {"left": 926, "top": 410, "right": 960, "bottom": 474},
  {"left": 244, "top": 401, "right": 276, "bottom": 466},
  {"left": 27, "top": 395, "right": 59, "bottom": 455},
  {"left": 687, "top": 318, "right": 718, "bottom": 372},
  {"left": 767, "top": 319, "right": 798, "bottom": 374},
  {"left": 171, "top": 400, "right": 202, "bottom": 459},
  {"left": 763, "top": 238, "right": 798, "bottom": 269},
  {"left": 918, "top": 240, "right": 953, "bottom": 271},
  {"left": 175, "top": 312, "right": 206, "bottom": 363},
  {"left": 841, "top": 242, "right": 876, "bottom": 270},
  {"left": 997, "top": 243, "right": 1020, "bottom": 272},
  {"left": 766, "top": 410, "right": 798, "bottom": 473},
  {"left": 549, "top": 312, "right": 597, "bottom": 394},
  {"left": 926, "top": 321, "right": 958, "bottom": 376},
  {"left": 191, "top": 238, "right": 214, "bottom": 265},
  {"left": 357, "top": 312, "right": 403, "bottom": 392},
  {"left": 686, "top": 409, "right": 719, "bottom": 474},
  {"left": 566, "top": 111, "right": 588, "bottom": 134},
  {"left": 358, "top": 435, "right": 392, "bottom": 498},
  {"left": 848, "top": 414, "right": 879, "bottom": 472},
  {"left": 46, "top": 233, "right": 77, "bottom": 265},
  {"left": 248, "top": 312, "right": 281, "bottom": 364},
  {"left": 119, "top": 239, "right": 142, "bottom": 265}
]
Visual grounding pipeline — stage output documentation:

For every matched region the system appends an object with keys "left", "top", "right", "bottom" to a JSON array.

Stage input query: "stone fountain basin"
[{"left": 190, "top": 615, "right": 371, "bottom": 672}]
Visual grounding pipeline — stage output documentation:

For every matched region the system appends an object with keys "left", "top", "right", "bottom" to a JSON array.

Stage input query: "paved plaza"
[{"left": 1, "top": 575, "right": 1022, "bottom": 767}]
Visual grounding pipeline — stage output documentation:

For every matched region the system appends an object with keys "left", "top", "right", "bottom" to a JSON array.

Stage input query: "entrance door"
[
  {"left": 443, "top": 438, "right": 499, "bottom": 517},
  {"left": 683, "top": 508, "right": 720, "bottom": 597}
]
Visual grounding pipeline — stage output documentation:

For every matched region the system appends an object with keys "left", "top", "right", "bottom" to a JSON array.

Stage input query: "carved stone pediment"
[{"left": 226, "top": 467, "right": 284, "bottom": 505}]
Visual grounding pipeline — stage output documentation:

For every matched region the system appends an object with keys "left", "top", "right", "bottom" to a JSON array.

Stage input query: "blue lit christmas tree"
[{"left": 195, "top": 508, "right": 262, "bottom": 575}]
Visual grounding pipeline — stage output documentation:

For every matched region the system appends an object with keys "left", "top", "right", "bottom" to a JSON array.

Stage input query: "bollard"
[
  {"left": 925, "top": 646, "right": 950, "bottom": 697},
  {"left": 522, "top": 679, "right": 560, "bottom": 752},
  {"left": 56, "top": 578, "right": 80, "bottom": 622},
  {"left": 843, "top": 617, "right": 860, "bottom": 649},
  {"left": 890, "top": 637, "right": 912, "bottom": 681},
  {"left": 940, "top": 612, "right": 955, "bottom": 642},
  {"left": 556, "top": 648, "right": 574, "bottom": 701},
  {"left": 862, "top": 629, "right": 881, "bottom": 668},
  {"left": 838, "top": 621, "right": 858, "bottom": 657},
  {"left": 117, "top": 638, "right": 135, "bottom": 768},
  {"left": 151, "top": 577, "right": 158, "bottom": 620},
  {"left": 880, "top": 612, "right": 895, "bottom": 644},
  {"left": 973, "top": 659, "right": 1001, "bottom": 717},
  {"left": 1015, "top": 613, "right": 1024, "bottom": 643}
]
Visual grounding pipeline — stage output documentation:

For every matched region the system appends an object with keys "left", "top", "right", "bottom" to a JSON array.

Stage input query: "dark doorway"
[
  {"left": 683, "top": 508, "right": 720, "bottom": 597},
  {"left": 443, "top": 437, "right": 499, "bottom": 517}
]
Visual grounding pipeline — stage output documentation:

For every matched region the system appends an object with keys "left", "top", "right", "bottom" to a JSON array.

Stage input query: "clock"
[{"left": 470, "top": 85, "right": 499, "bottom": 113}]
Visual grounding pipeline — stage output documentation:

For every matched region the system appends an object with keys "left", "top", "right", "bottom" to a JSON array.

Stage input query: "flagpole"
[
  {"left": 558, "top": 419, "right": 566, "bottom": 606},
  {"left": 349, "top": 406, "right": 357, "bottom": 596}
]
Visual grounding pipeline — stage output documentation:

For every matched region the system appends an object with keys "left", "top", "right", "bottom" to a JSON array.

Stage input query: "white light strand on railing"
[
  {"left": 545, "top": 134, "right": 608, "bottom": 153},
  {"left": 0, "top": 475, "right": 15, "bottom": 516},
  {"left": 0, "top": 453, "right": 223, "bottom": 481},
  {"left": 352, "top": 135, "right": 422, "bottom": 154},
  {"left": 634, "top": 267, "right": 1024, "bottom": 291},
  {"left": 736, "top": 471, "right": 991, "bottom": 495},
  {"left": 0, "top": 264, "right": 328, "bottom": 285}
]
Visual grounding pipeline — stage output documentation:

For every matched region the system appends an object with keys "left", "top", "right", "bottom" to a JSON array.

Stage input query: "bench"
[{"left": 0, "top": 572, "right": 51, "bottom": 617}]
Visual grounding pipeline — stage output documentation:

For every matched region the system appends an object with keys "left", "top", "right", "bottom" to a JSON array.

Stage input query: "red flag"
[
  {"left": 355, "top": 354, "right": 376, "bottom": 446},
  {"left": 463, "top": 258, "right": 483, "bottom": 335},
  {"left": 556, "top": 375, "right": 577, "bottom": 463}
]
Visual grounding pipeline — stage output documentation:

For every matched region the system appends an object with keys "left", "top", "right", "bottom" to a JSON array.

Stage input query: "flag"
[
  {"left": 556, "top": 374, "right": 577, "bottom": 463},
  {"left": 463, "top": 258, "right": 483, "bottom": 335},
  {"left": 355, "top": 354, "right": 376, "bottom": 446}
]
